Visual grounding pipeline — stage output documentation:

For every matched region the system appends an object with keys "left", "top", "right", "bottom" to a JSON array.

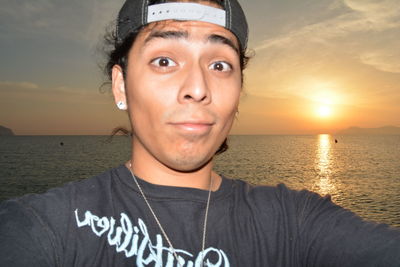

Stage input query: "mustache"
[{"left": 163, "top": 107, "right": 218, "bottom": 123}]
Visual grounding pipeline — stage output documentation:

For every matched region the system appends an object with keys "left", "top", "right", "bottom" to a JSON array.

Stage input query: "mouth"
[{"left": 169, "top": 121, "right": 215, "bottom": 135}]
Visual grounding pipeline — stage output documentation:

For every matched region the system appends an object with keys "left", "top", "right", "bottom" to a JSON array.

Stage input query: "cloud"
[
  {"left": 0, "top": 80, "right": 104, "bottom": 97},
  {"left": 0, "top": 0, "right": 124, "bottom": 47},
  {"left": 255, "top": 0, "right": 400, "bottom": 52},
  {"left": 0, "top": 81, "right": 112, "bottom": 112},
  {"left": 85, "top": 0, "right": 125, "bottom": 45},
  {"left": 360, "top": 48, "right": 400, "bottom": 74},
  {"left": 0, "top": 0, "right": 57, "bottom": 35},
  {"left": 246, "top": 0, "right": 400, "bottom": 101},
  {"left": 344, "top": 0, "right": 400, "bottom": 19},
  {"left": 0, "top": 81, "right": 39, "bottom": 90}
]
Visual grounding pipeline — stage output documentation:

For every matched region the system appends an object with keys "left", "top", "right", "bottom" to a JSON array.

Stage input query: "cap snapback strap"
[{"left": 147, "top": 3, "right": 226, "bottom": 27}]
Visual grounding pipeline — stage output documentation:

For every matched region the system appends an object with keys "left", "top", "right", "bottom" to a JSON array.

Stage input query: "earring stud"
[{"left": 117, "top": 101, "right": 127, "bottom": 110}]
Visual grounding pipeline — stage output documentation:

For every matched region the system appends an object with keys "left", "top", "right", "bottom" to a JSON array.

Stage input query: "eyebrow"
[
  {"left": 207, "top": 34, "right": 239, "bottom": 55},
  {"left": 144, "top": 30, "right": 189, "bottom": 44},
  {"left": 143, "top": 30, "right": 239, "bottom": 55}
]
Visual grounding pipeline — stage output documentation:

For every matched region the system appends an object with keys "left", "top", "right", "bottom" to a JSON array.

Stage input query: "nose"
[{"left": 178, "top": 63, "right": 211, "bottom": 104}]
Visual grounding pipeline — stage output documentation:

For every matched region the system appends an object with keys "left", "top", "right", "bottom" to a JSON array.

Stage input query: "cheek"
[
  {"left": 129, "top": 94, "right": 165, "bottom": 129},
  {"left": 127, "top": 90, "right": 173, "bottom": 160},
  {"left": 126, "top": 74, "right": 177, "bottom": 132},
  {"left": 126, "top": 78, "right": 156, "bottom": 122},
  {"left": 213, "top": 79, "right": 241, "bottom": 121}
]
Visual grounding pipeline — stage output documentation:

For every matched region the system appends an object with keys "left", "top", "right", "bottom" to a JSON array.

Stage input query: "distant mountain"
[
  {"left": 337, "top": 126, "right": 400, "bottom": 135},
  {"left": 0, "top": 125, "right": 15, "bottom": 136}
]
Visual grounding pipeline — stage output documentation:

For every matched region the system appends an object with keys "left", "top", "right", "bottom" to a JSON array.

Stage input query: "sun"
[{"left": 316, "top": 105, "right": 332, "bottom": 118}]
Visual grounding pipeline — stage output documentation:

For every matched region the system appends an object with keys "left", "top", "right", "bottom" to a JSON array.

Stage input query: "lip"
[{"left": 169, "top": 121, "right": 214, "bottom": 134}]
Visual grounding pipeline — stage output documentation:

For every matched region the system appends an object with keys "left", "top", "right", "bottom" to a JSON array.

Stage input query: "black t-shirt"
[{"left": 0, "top": 165, "right": 399, "bottom": 266}]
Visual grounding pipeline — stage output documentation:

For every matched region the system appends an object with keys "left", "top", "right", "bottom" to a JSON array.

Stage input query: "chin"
[{"left": 164, "top": 152, "right": 214, "bottom": 173}]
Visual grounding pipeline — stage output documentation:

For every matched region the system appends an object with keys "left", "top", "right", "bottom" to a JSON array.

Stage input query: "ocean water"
[{"left": 0, "top": 135, "right": 399, "bottom": 227}]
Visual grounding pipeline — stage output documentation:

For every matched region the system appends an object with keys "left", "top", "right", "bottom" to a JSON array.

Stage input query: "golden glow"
[
  {"left": 299, "top": 79, "right": 347, "bottom": 121},
  {"left": 316, "top": 105, "right": 333, "bottom": 118},
  {"left": 305, "top": 80, "right": 343, "bottom": 104},
  {"left": 312, "top": 134, "right": 337, "bottom": 196}
]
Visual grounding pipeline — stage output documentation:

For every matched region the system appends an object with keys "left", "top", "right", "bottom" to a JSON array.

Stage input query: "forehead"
[{"left": 136, "top": 20, "right": 240, "bottom": 50}]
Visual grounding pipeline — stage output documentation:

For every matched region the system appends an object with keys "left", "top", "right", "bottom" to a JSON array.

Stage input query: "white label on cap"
[{"left": 147, "top": 3, "right": 226, "bottom": 27}]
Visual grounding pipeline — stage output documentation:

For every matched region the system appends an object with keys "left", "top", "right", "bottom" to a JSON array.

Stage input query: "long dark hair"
[{"left": 103, "top": 0, "right": 251, "bottom": 155}]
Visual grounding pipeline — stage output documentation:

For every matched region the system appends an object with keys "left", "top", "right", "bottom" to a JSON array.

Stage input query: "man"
[{"left": 0, "top": 0, "right": 399, "bottom": 266}]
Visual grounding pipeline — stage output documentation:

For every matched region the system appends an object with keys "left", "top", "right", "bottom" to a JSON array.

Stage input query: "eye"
[
  {"left": 209, "top": 61, "right": 232, "bottom": 72},
  {"left": 150, "top": 57, "right": 177, "bottom": 67}
]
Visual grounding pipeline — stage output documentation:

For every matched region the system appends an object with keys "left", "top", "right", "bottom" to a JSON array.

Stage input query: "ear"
[{"left": 111, "top": 65, "right": 127, "bottom": 109}]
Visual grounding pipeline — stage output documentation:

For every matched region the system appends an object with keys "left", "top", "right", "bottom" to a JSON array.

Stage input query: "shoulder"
[
  {"left": 0, "top": 165, "right": 129, "bottom": 265},
  {"left": 226, "top": 178, "right": 344, "bottom": 226},
  {"left": 229, "top": 178, "right": 330, "bottom": 208},
  {"left": 3, "top": 165, "right": 121, "bottom": 206},
  {"left": 0, "top": 165, "right": 128, "bottom": 234}
]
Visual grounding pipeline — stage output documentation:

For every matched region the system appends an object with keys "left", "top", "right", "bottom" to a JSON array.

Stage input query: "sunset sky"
[{"left": 1, "top": 0, "right": 399, "bottom": 135}]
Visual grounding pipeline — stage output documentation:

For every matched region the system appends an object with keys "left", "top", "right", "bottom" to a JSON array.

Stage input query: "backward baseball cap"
[{"left": 117, "top": 0, "right": 249, "bottom": 50}]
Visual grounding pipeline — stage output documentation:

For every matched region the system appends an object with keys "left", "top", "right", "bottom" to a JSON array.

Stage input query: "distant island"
[
  {"left": 337, "top": 126, "right": 400, "bottom": 135},
  {"left": 0, "top": 125, "right": 15, "bottom": 136}
]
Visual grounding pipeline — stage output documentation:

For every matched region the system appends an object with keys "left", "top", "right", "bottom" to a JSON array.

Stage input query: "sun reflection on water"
[{"left": 313, "top": 134, "right": 338, "bottom": 197}]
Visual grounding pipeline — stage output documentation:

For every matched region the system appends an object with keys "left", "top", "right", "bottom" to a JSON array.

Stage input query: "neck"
[{"left": 128, "top": 147, "right": 221, "bottom": 191}]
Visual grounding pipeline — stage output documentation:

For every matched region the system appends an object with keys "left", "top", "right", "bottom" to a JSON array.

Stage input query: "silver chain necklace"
[{"left": 128, "top": 162, "right": 212, "bottom": 267}]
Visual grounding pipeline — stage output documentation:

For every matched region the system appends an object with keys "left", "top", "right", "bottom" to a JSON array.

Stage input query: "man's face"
[{"left": 114, "top": 19, "right": 242, "bottom": 172}]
